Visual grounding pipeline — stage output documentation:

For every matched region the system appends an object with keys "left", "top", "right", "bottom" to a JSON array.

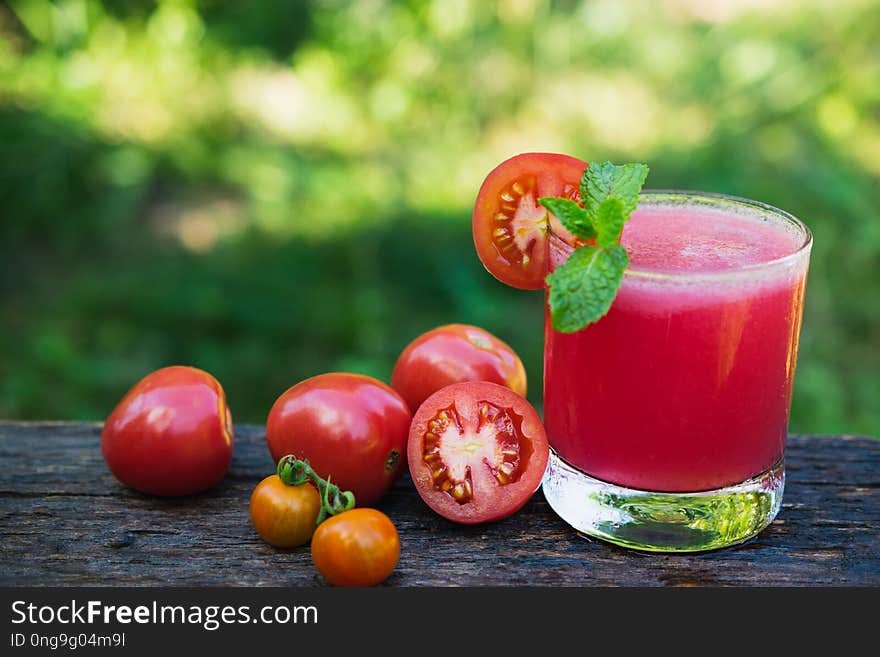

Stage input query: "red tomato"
[
  {"left": 391, "top": 324, "right": 527, "bottom": 413},
  {"left": 407, "top": 381, "right": 549, "bottom": 524},
  {"left": 311, "top": 508, "right": 400, "bottom": 587},
  {"left": 101, "top": 366, "right": 234, "bottom": 496},
  {"left": 473, "top": 152, "right": 587, "bottom": 289},
  {"left": 266, "top": 373, "right": 411, "bottom": 506}
]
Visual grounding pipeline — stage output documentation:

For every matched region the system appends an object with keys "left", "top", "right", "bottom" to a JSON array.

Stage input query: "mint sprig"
[{"left": 539, "top": 161, "right": 649, "bottom": 333}]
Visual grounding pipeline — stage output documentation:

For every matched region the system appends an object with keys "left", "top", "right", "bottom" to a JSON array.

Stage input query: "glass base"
[{"left": 542, "top": 449, "right": 784, "bottom": 552}]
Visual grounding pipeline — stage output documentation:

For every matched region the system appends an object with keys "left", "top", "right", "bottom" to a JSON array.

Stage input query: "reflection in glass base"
[{"left": 542, "top": 449, "right": 784, "bottom": 552}]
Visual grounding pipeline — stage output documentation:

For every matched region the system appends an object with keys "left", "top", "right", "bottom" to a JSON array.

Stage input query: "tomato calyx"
[
  {"left": 277, "top": 455, "right": 356, "bottom": 524},
  {"left": 384, "top": 450, "right": 401, "bottom": 473}
]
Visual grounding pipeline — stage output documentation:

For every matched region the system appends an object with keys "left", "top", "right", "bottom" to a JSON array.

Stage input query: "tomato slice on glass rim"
[
  {"left": 407, "top": 381, "right": 549, "bottom": 524},
  {"left": 472, "top": 152, "right": 588, "bottom": 289}
]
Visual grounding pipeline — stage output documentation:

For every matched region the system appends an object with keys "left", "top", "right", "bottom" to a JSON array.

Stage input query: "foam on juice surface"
[{"left": 622, "top": 206, "right": 802, "bottom": 273}]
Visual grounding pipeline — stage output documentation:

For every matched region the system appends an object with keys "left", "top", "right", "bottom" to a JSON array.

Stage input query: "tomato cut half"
[
  {"left": 407, "top": 381, "right": 549, "bottom": 524},
  {"left": 473, "top": 152, "right": 588, "bottom": 289}
]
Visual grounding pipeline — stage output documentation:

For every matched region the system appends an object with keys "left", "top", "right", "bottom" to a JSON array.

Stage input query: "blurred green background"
[{"left": 1, "top": 0, "right": 877, "bottom": 436}]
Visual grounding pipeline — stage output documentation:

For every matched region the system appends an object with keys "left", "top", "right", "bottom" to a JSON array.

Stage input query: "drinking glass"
[{"left": 541, "top": 191, "right": 812, "bottom": 552}]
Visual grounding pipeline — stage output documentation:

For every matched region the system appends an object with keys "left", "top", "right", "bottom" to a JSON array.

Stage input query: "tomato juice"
[{"left": 543, "top": 192, "right": 812, "bottom": 493}]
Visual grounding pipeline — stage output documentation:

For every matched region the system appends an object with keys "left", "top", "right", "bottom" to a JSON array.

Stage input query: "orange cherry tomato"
[
  {"left": 250, "top": 475, "right": 321, "bottom": 548},
  {"left": 311, "top": 508, "right": 400, "bottom": 586}
]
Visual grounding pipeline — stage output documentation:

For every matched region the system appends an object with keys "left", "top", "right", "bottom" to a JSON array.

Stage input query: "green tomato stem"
[{"left": 276, "top": 455, "right": 356, "bottom": 524}]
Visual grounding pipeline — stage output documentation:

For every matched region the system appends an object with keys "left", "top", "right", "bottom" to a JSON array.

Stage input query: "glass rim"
[{"left": 553, "top": 189, "right": 813, "bottom": 282}]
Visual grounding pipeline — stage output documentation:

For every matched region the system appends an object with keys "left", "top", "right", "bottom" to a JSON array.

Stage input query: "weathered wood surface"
[{"left": 1, "top": 422, "right": 877, "bottom": 586}]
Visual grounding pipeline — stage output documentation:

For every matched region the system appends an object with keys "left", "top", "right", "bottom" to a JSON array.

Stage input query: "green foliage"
[{"left": 0, "top": 0, "right": 877, "bottom": 435}]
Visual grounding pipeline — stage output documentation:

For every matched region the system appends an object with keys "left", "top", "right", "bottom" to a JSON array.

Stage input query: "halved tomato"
[
  {"left": 407, "top": 381, "right": 549, "bottom": 524},
  {"left": 473, "top": 153, "right": 587, "bottom": 289}
]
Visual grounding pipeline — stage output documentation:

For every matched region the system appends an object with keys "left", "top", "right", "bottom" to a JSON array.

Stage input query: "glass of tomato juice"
[{"left": 541, "top": 191, "right": 812, "bottom": 552}]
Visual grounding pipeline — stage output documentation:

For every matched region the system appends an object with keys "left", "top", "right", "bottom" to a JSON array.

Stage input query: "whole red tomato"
[
  {"left": 101, "top": 366, "right": 234, "bottom": 496},
  {"left": 266, "top": 373, "right": 411, "bottom": 506},
  {"left": 391, "top": 324, "right": 526, "bottom": 413}
]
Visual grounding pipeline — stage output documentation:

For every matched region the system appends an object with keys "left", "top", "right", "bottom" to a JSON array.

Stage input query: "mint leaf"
[
  {"left": 580, "top": 161, "right": 649, "bottom": 220},
  {"left": 594, "top": 197, "right": 626, "bottom": 247},
  {"left": 539, "top": 159, "right": 649, "bottom": 333},
  {"left": 545, "top": 244, "right": 629, "bottom": 333},
  {"left": 538, "top": 197, "right": 596, "bottom": 240}
]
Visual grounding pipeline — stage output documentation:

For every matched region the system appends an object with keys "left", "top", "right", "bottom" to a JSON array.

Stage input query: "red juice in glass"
[{"left": 541, "top": 191, "right": 812, "bottom": 552}]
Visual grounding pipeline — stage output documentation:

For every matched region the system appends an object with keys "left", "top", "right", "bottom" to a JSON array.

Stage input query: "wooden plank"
[{"left": 1, "top": 422, "right": 877, "bottom": 586}]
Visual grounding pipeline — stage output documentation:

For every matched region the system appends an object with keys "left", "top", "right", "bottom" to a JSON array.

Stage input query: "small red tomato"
[
  {"left": 311, "top": 508, "right": 400, "bottom": 586},
  {"left": 266, "top": 373, "right": 411, "bottom": 506},
  {"left": 250, "top": 475, "right": 321, "bottom": 548},
  {"left": 391, "top": 324, "right": 527, "bottom": 413},
  {"left": 101, "top": 366, "right": 234, "bottom": 496},
  {"left": 408, "top": 381, "right": 549, "bottom": 524},
  {"left": 473, "top": 152, "right": 587, "bottom": 289}
]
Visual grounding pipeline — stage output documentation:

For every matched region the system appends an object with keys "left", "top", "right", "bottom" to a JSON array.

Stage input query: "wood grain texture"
[{"left": 1, "top": 422, "right": 877, "bottom": 586}]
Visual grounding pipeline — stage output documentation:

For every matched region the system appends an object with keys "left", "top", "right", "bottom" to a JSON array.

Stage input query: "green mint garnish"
[
  {"left": 594, "top": 197, "right": 626, "bottom": 247},
  {"left": 544, "top": 244, "right": 629, "bottom": 333},
  {"left": 539, "top": 161, "right": 649, "bottom": 333}
]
